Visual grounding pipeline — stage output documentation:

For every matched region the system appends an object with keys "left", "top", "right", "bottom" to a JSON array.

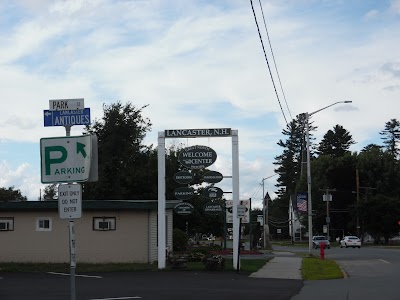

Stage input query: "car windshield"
[
  {"left": 314, "top": 236, "right": 327, "bottom": 240},
  {"left": 348, "top": 237, "right": 359, "bottom": 240}
]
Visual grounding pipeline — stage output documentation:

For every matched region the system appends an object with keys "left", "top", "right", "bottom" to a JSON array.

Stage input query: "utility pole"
[
  {"left": 321, "top": 188, "right": 336, "bottom": 241},
  {"left": 261, "top": 174, "right": 279, "bottom": 249},
  {"left": 356, "top": 169, "right": 360, "bottom": 237},
  {"left": 358, "top": 186, "right": 376, "bottom": 240}
]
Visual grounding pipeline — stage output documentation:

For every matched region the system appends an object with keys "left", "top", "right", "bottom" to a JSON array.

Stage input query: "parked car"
[
  {"left": 340, "top": 236, "right": 361, "bottom": 248},
  {"left": 312, "top": 235, "right": 330, "bottom": 249}
]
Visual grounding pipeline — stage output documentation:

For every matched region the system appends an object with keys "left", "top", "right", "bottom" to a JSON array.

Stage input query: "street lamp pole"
[
  {"left": 306, "top": 101, "right": 352, "bottom": 254},
  {"left": 262, "top": 173, "right": 279, "bottom": 249}
]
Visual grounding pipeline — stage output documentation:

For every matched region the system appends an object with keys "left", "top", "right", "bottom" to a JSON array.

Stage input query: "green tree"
[
  {"left": 273, "top": 114, "right": 316, "bottom": 230},
  {"left": 380, "top": 118, "right": 400, "bottom": 157},
  {"left": 311, "top": 153, "right": 357, "bottom": 235},
  {"left": 358, "top": 195, "right": 400, "bottom": 244},
  {"left": 318, "top": 124, "right": 355, "bottom": 157},
  {"left": 357, "top": 144, "right": 400, "bottom": 196},
  {"left": 82, "top": 102, "right": 153, "bottom": 199},
  {"left": 42, "top": 183, "right": 58, "bottom": 200},
  {"left": 0, "top": 186, "right": 27, "bottom": 201},
  {"left": 274, "top": 114, "right": 316, "bottom": 198}
]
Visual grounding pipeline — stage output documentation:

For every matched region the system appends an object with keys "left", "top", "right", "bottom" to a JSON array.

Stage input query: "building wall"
[
  {"left": 0, "top": 210, "right": 150, "bottom": 263},
  {"left": 148, "top": 209, "right": 174, "bottom": 263}
]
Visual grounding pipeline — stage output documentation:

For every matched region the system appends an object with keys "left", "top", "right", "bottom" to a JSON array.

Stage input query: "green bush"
[
  {"left": 173, "top": 228, "right": 188, "bottom": 251},
  {"left": 208, "top": 244, "right": 222, "bottom": 251},
  {"left": 202, "top": 255, "right": 225, "bottom": 271},
  {"left": 186, "top": 252, "right": 204, "bottom": 262},
  {"left": 188, "top": 246, "right": 210, "bottom": 255}
]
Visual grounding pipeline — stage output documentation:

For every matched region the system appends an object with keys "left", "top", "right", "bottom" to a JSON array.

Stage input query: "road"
[
  {"left": 2, "top": 245, "right": 399, "bottom": 299},
  {"left": 0, "top": 270, "right": 302, "bottom": 300},
  {"left": 287, "top": 244, "right": 400, "bottom": 300}
]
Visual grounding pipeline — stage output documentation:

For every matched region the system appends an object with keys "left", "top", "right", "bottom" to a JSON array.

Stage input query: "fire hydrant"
[{"left": 320, "top": 242, "right": 325, "bottom": 260}]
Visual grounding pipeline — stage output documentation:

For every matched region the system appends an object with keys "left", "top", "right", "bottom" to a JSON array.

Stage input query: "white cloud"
[
  {"left": 364, "top": 9, "right": 379, "bottom": 20},
  {"left": 1, "top": 0, "right": 400, "bottom": 202},
  {"left": 0, "top": 161, "right": 43, "bottom": 200},
  {"left": 390, "top": 0, "right": 400, "bottom": 14}
]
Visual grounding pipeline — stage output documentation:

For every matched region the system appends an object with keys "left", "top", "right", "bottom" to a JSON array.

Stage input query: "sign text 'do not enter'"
[{"left": 58, "top": 184, "right": 82, "bottom": 219}]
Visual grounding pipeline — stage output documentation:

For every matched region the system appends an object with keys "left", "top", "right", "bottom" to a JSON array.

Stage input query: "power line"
[
  {"left": 257, "top": 0, "right": 293, "bottom": 121},
  {"left": 249, "top": 0, "right": 288, "bottom": 125}
]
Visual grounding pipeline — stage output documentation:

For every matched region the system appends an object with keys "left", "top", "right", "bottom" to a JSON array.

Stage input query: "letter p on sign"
[{"left": 45, "top": 146, "right": 68, "bottom": 175}]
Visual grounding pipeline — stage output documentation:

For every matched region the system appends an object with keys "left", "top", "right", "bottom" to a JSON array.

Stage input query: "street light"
[
  {"left": 261, "top": 173, "right": 280, "bottom": 249},
  {"left": 305, "top": 100, "right": 352, "bottom": 254}
]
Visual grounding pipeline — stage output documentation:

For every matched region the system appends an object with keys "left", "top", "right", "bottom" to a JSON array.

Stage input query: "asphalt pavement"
[{"left": 3, "top": 245, "right": 398, "bottom": 299}]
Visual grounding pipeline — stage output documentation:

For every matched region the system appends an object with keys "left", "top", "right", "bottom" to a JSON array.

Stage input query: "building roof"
[{"left": 0, "top": 200, "right": 180, "bottom": 211}]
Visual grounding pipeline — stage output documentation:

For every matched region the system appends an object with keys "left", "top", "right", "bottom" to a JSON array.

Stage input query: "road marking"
[
  {"left": 47, "top": 272, "right": 102, "bottom": 278},
  {"left": 90, "top": 297, "right": 142, "bottom": 300},
  {"left": 379, "top": 259, "right": 390, "bottom": 264}
]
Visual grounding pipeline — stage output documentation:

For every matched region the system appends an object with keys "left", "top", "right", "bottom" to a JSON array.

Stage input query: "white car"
[
  {"left": 340, "top": 236, "right": 361, "bottom": 248},
  {"left": 312, "top": 236, "right": 330, "bottom": 249}
]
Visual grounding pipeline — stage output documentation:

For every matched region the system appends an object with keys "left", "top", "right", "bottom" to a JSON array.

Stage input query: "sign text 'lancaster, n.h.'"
[{"left": 165, "top": 128, "right": 231, "bottom": 138}]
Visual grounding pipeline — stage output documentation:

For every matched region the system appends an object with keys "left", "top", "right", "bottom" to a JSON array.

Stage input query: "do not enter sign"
[{"left": 58, "top": 184, "right": 82, "bottom": 219}]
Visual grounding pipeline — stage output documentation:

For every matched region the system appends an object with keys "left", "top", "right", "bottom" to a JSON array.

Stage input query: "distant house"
[
  {"left": 0, "top": 200, "right": 177, "bottom": 264},
  {"left": 288, "top": 197, "right": 304, "bottom": 242}
]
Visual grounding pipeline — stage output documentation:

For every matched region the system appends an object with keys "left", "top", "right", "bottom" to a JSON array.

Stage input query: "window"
[
  {"left": 36, "top": 217, "right": 52, "bottom": 231},
  {"left": 93, "top": 217, "right": 116, "bottom": 231},
  {"left": 0, "top": 217, "right": 14, "bottom": 231}
]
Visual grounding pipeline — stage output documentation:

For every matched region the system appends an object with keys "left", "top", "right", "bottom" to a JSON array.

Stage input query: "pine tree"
[
  {"left": 318, "top": 124, "right": 355, "bottom": 157},
  {"left": 274, "top": 114, "right": 316, "bottom": 196},
  {"left": 380, "top": 118, "right": 400, "bottom": 157}
]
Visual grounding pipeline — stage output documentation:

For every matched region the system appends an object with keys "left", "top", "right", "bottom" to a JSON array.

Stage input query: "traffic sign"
[
  {"left": 40, "top": 135, "right": 96, "bottom": 183},
  {"left": 43, "top": 108, "right": 91, "bottom": 127},
  {"left": 237, "top": 205, "right": 246, "bottom": 218},
  {"left": 58, "top": 184, "right": 82, "bottom": 219},
  {"left": 226, "top": 200, "right": 250, "bottom": 223},
  {"left": 49, "top": 98, "right": 84, "bottom": 111}
]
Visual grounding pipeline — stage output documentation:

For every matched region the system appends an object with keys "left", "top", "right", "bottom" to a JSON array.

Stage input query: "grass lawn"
[{"left": 302, "top": 257, "right": 344, "bottom": 280}]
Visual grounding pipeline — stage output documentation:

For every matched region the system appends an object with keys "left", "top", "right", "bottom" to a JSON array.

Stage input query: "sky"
[{"left": 0, "top": 0, "right": 399, "bottom": 209}]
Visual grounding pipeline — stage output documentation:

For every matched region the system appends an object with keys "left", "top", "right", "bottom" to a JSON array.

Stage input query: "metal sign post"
[
  {"left": 42, "top": 98, "right": 95, "bottom": 300},
  {"left": 58, "top": 183, "right": 82, "bottom": 300},
  {"left": 69, "top": 220, "right": 76, "bottom": 300}
]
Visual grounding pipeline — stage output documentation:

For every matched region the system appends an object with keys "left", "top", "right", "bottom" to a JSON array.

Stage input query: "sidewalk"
[{"left": 250, "top": 251, "right": 302, "bottom": 280}]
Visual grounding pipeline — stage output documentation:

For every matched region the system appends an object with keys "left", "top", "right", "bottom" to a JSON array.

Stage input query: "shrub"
[
  {"left": 173, "top": 228, "right": 188, "bottom": 251},
  {"left": 167, "top": 254, "right": 187, "bottom": 269},
  {"left": 186, "top": 252, "right": 204, "bottom": 262},
  {"left": 208, "top": 244, "right": 222, "bottom": 251},
  {"left": 188, "top": 246, "right": 210, "bottom": 255},
  {"left": 202, "top": 255, "right": 225, "bottom": 271}
]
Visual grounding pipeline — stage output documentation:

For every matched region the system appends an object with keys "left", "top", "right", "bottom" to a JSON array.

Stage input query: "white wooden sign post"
[{"left": 158, "top": 128, "right": 240, "bottom": 270}]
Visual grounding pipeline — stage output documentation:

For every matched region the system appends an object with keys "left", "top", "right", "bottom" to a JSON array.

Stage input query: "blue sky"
[{"left": 0, "top": 0, "right": 399, "bottom": 209}]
